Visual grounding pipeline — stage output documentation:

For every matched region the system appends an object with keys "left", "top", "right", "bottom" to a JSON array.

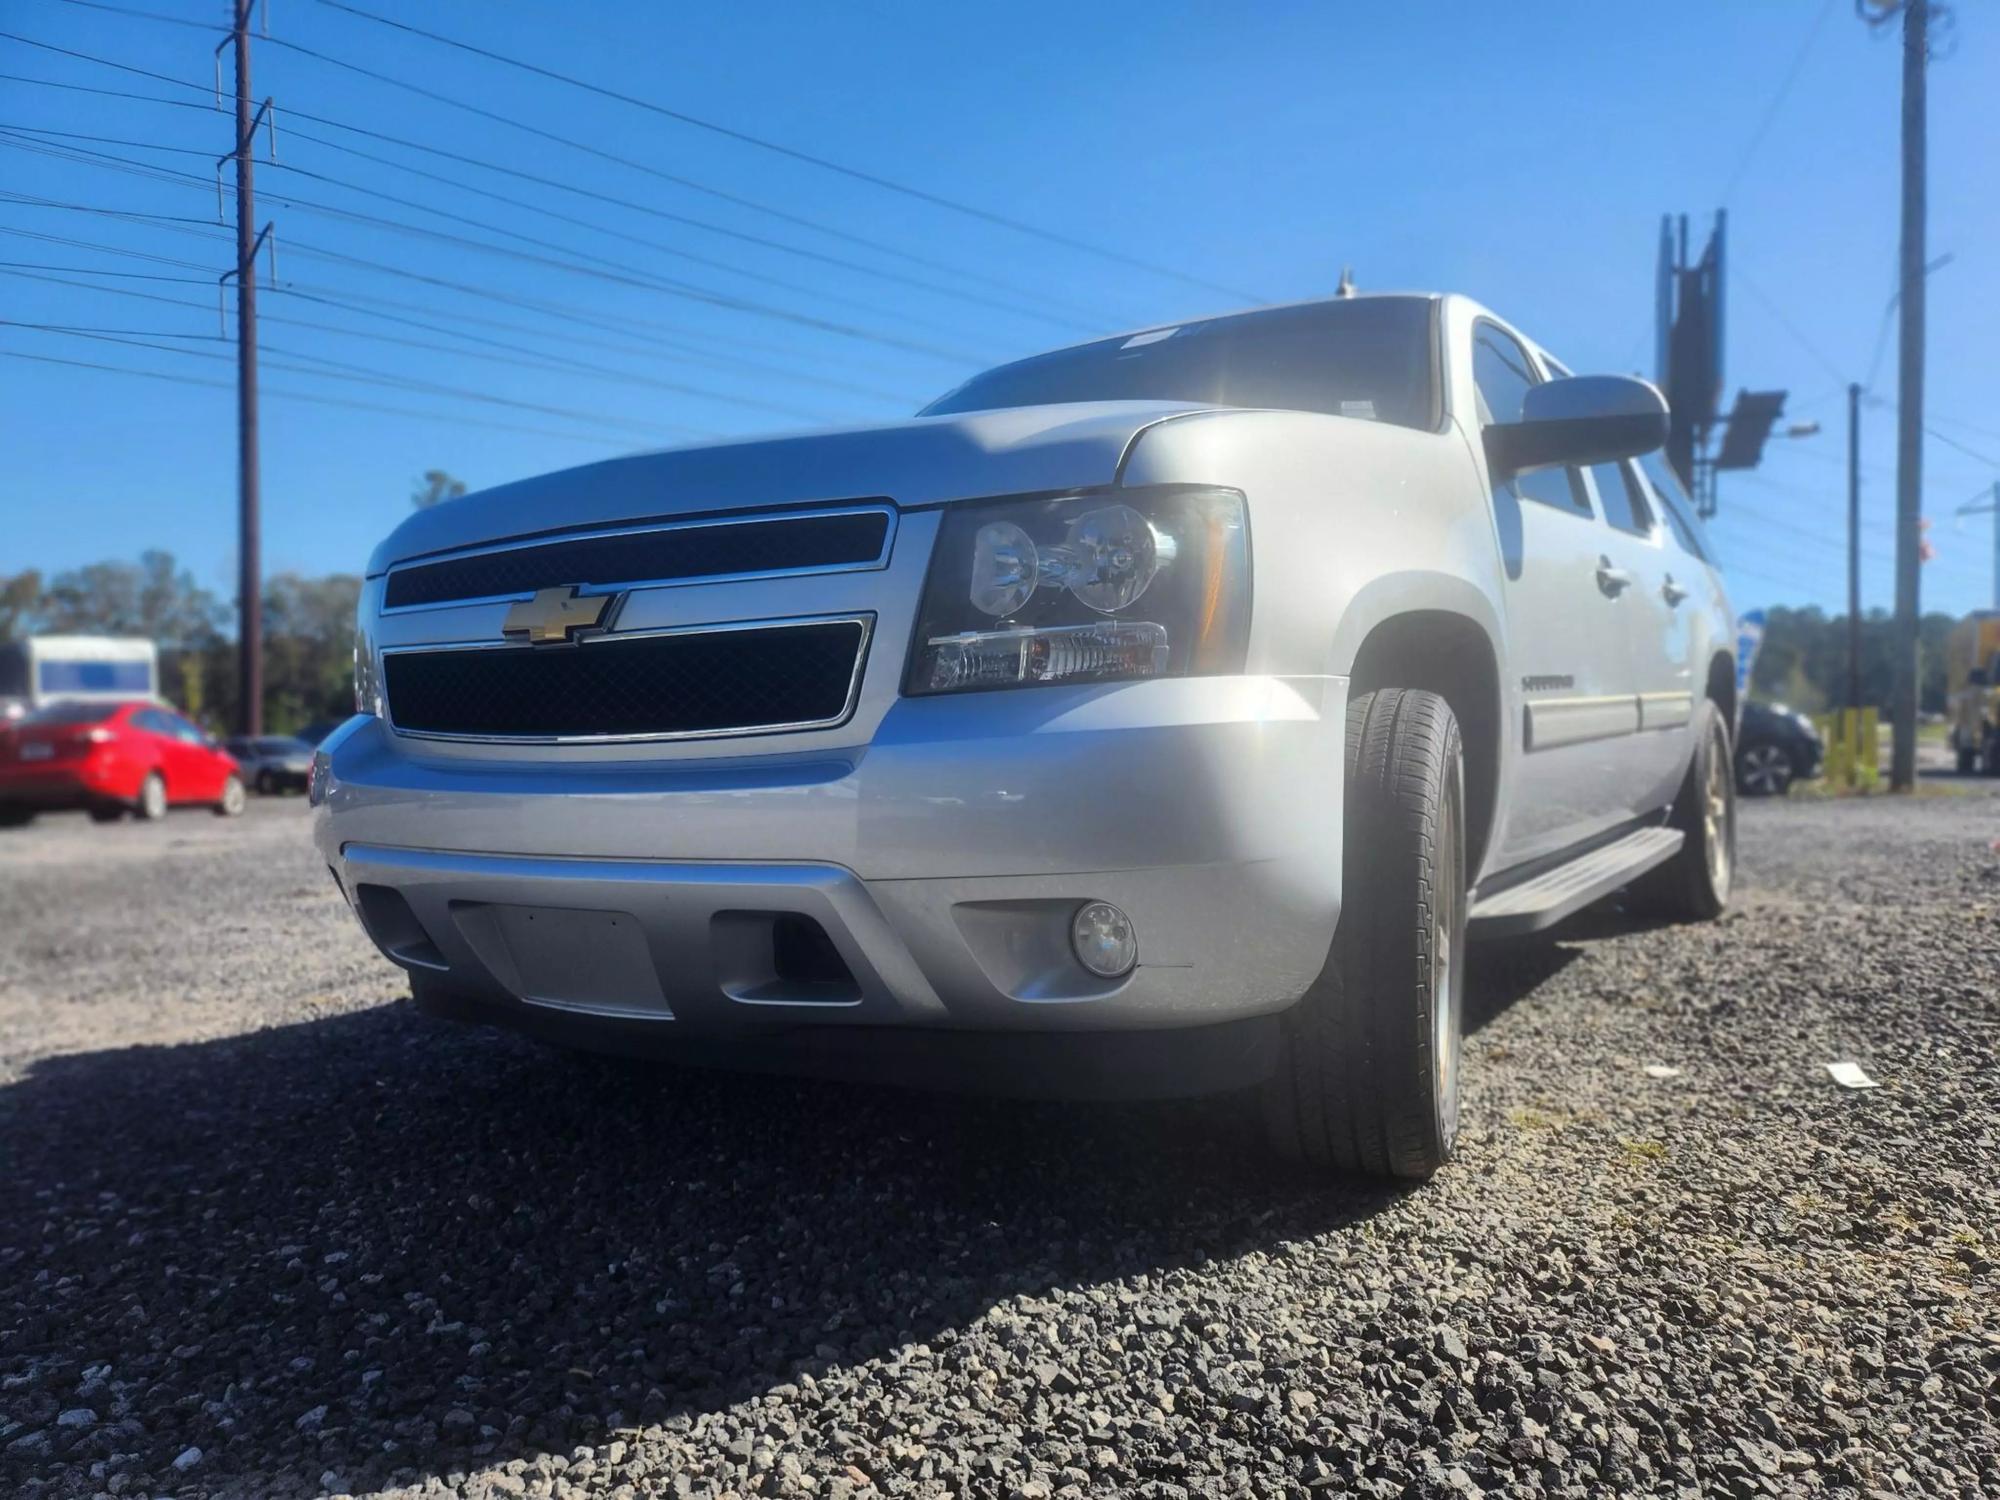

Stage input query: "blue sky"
[{"left": 2, "top": 0, "right": 1996, "bottom": 616}]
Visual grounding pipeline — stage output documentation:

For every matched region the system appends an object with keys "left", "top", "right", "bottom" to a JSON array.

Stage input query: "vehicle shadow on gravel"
[{"left": 1, "top": 942, "right": 1572, "bottom": 1495}]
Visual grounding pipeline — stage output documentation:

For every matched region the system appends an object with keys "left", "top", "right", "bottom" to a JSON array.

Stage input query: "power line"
[
  {"left": 306, "top": 0, "right": 1260, "bottom": 301},
  {"left": 0, "top": 344, "right": 633, "bottom": 449},
  {"left": 0, "top": 75, "right": 1096, "bottom": 332},
  {"left": 1921, "top": 424, "right": 1999, "bottom": 470},
  {"left": 3, "top": 320, "right": 708, "bottom": 440},
  {"left": 0, "top": 215, "right": 933, "bottom": 394},
  {"left": 0, "top": 130, "right": 1007, "bottom": 360},
  {"left": 0, "top": 100, "right": 1101, "bottom": 334},
  {"left": 1, "top": 31, "right": 1125, "bottom": 324},
  {"left": 1718, "top": 0, "right": 1838, "bottom": 204},
  {"left": 0, "top": 140, "right": 994, "bottom": 364},
  {"left": 0, "top": 267, "right": 865, "bottom": 422}
]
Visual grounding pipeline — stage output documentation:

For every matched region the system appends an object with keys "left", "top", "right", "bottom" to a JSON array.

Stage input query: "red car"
[{"left": 0, "top": 700, "right": 247, "bottom": 826}]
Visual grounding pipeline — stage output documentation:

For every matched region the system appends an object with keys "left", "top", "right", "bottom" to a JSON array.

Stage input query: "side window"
[
  {"left": 1591, "top": 461, "right": 1655, "bottom": 537},
  {"left": 168, "top": 714, "right": 206, "bottom": 744},
  {"left": 1635, "top": 450, "right": 1716, "bottom": 564},
  {"left": 134, "top": 709, "right": 171, "bottom": 736},
  {"left": 1470, "top": 324, "right": 1586, "bottom": 515}
]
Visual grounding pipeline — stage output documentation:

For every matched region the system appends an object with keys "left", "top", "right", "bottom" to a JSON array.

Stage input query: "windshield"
[{"left": 921, "top": 297, "right": 1437, "bottom": 430}]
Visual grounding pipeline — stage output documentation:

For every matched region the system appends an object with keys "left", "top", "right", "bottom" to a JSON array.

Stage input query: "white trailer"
[{"left": 0, "top": 635, "right": 159, "bottom": 720}]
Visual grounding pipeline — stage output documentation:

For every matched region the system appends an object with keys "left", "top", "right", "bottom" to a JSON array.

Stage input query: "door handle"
[
  {"left": 1661, "top": 574, "right": 1689, "bottom": 606},
  {"left": 1595, "top": 556, "right": 1633, "bottom": 596}
]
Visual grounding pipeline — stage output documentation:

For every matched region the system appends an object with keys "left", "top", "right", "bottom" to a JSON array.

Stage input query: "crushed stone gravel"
[{"left": 1, "top": 785, "right": 1996, "bottom": 1499}]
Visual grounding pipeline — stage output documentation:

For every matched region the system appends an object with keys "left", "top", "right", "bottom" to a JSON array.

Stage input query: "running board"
[{"left": 1468, "top": 827, "right": 1684, "bottom": 938}]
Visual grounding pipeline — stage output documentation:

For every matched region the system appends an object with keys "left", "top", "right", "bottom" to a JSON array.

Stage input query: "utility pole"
[
  {"left": 1848, "top": 382, "right": 1863, "bottom": 712},
  {"left": 227, "top": 0, "right": 263, "bottom": 737},
  {"left": 1889, "top": 0, "right": 1928, "bottom": 791}
]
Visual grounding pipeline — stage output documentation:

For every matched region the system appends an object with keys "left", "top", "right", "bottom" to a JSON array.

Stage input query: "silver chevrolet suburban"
[{"left": 314, "top": 293, "right": 1736, "bottom": 1179}]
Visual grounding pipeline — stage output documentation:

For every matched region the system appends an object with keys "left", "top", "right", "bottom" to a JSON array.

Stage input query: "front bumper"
[{"left": 316, "top": 675, "right": 1346, "bottom": 1087}]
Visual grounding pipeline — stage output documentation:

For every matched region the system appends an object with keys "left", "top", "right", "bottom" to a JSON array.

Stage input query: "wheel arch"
[
  {"left": 1706, "top": 651, "right": 1738, "bottom": 733},
  {"left": 1342, "top": 607, "right": 1504, "bottom": 883}
]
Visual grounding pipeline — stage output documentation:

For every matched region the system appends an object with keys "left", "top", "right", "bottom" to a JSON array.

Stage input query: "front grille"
[
  {"left": 384, "top": 508, "right": 892, "bottom": 610},
  {"left": 383, "top": 618, "right": 870, "bottom": 741}
]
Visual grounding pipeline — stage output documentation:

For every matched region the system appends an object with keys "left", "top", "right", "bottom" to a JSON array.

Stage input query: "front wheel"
[
  {"left": 1736, "top": 741, "right": 1794, "bottom": 797},
  {"left": 215, "top": 774, "right": 247, "bottom": 817},
  {"left": 1630, "top": 699, "right": 1734, "bottom": 922},
  {"left": 1263, "top": 688, "right": 1466, "bottom": 1181},
  {"left": 0, "top": 804, "right": 34, "bottom": 829},
  {"left": 136, "top": 772, "right": 168, "bottom": 822}
]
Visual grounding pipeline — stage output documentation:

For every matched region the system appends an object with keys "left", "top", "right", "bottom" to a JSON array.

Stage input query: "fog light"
[{"left": 1070, "top": 901, "right": 1137, "bottom": 978}]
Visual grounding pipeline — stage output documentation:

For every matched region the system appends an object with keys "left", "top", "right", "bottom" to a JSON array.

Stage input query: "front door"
[
  {"left": 1472, "top": 321, "right": 1644, "bottom": 868},
  {"left": 1584, "top": 458, "right": 1698, "bottom": 815}
]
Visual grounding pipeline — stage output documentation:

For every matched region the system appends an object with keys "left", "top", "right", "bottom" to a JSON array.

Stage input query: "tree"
[
  {"left": 0, "top": 571, "right": 41, "bottom": 641},
  {"left": 411, "top": 469, "right": 468, "bottom": 509},
  {"left": 260, "top": 572, "right": 363, "bottom": 733},
  {"left": 1750, "top": 604, "right": 1961, "bottom": 717},
  {"left": 37, "top": 550, "right": 223, "bottom": 647}
]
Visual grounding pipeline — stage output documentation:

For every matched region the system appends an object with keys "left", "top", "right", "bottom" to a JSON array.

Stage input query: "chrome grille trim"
[
  {"left": 379, "top": 613, "right": 875, "bottom": 745},
  {"left": 380, "top": 504, "right": 897, "bottom": 615}
]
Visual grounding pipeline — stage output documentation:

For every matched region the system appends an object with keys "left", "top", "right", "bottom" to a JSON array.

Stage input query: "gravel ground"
[{"left": 1, "top": 784, "right": 1996, "bottom": 1500}]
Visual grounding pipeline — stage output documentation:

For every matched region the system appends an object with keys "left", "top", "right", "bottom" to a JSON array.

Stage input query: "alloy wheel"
[
  {"left": 1703, "top": 723, "right": 1732, "bottom": 898},
  {"left": 1432, "top": 783, "right": 1464, "bottom": 1151},
  {"left": 1739, "top": 743, "right": 1792, "bottom": 796}
]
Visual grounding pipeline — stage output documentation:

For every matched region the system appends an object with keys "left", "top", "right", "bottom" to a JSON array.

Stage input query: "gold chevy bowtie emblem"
[{"left": 502, "top": 586, "right": 618, "bottom": 644}]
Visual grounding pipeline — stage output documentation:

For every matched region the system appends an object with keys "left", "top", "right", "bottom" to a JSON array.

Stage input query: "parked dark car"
[
  {"left": 1735, "top": 700, "right": 1823, "bottom": 796},
  {"left": 221, "top": 734, "right": 316, "bottom": 794}
]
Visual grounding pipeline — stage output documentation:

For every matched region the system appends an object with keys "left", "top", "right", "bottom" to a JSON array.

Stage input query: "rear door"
[
  {"left": 1580, "top": 457, "right": 1695, "bottom": 814},
  {"left": 1472, "top": 321, "right": 1642, "bottom": 867}
]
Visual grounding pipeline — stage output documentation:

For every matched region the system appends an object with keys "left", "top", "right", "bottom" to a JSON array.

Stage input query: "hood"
[{"left": 368, "top": 401, "right": 1207, "bottom": 573}]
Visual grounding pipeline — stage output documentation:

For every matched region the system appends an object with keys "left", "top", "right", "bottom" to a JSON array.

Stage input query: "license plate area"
[
  {"left": 449, "top": 902, "right": 671, "bottom": 1019},
  {"left": 19, "top": 743, "right": 53, "bottom": 761}
]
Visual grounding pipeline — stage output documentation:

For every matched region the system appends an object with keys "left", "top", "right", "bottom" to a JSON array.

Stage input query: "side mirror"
[{"left": 1484, "top": 374, "right": 1670, "bottom": 480}]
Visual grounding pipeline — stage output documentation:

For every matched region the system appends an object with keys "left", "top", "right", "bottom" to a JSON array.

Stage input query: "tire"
[
  {"left": 136, "top": 772, "right": 168, "bottom": 822},
  {"left": 88, "top": 804, "right": 125, "bottom": 824},
  {"left": 1958, "top": 745, "right": 1979, "bottom": 776},
  {"left": 215, "top": 774, "right": 247, "bottom": 817},
  {"left": 1630, "top": 699, "right": 1734, "bottom": 922},
  {"left": 1263, "top": 688, "right": 1466, "bottom": 1181},
  {"left": 1736, "top": 741, "right": 1794, "bottom": 797},
  {"left": 0, "top": 804, "right": 34, "bottom": 829},
  {"left": 255, "top": 770, "right": 274, "bottom": 796}
]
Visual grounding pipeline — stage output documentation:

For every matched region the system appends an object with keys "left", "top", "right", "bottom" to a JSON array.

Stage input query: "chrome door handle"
[
  {"left": 1661, "top": 575, "right": 1689, "bottom": 606},
  {"left": 1595, "top": 557, "right": 1633, "bottom": 596}
]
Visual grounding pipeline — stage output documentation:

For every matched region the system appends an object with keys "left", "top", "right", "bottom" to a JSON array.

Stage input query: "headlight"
[{"left": 906, "top": 486, "right": 1249, "bottom": 696}]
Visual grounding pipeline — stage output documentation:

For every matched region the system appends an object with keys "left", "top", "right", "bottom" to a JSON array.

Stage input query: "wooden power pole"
[
  {"left": 227, "top": 0, "right": 264, "bottom": 736},
  {"left": 1889, "top": 0, "right": 1928, "bottom": 791}
]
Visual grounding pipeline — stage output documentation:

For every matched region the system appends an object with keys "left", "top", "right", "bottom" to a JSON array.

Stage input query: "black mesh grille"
[
  {"left": 384, "top": 509, "right": 891, "bottom": 610},
  {"left": 384, "top": 620, "right": 868, "bottom": 739}
]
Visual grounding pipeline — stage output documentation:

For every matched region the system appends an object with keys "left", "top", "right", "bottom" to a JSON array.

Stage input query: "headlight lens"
[{"left": 907, "top": 486, "right": 1249, "bottom": 696}]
